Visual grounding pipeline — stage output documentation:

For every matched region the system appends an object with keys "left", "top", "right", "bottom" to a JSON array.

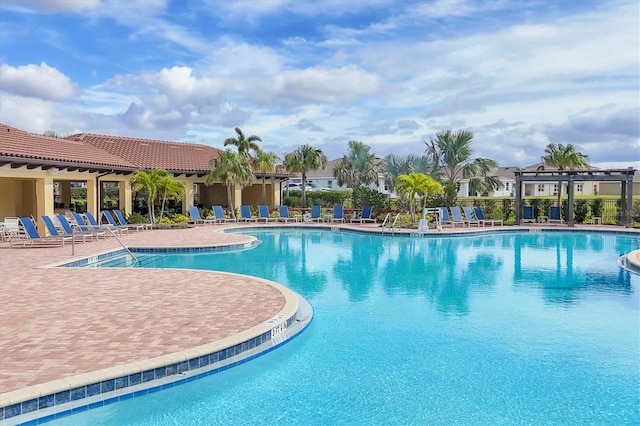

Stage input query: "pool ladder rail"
[{"left": 381, "top": 212, "right": 401, "bottom": 234}]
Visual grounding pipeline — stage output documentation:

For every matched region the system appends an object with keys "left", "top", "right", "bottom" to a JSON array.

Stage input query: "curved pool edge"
[
  {"left": 0, "top": 274, "right": 313, "bottom": 425},
  {"left": 620, "top": 249, "right": 640, "bottom": 275}
]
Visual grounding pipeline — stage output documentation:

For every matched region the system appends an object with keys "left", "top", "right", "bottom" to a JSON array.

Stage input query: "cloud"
[
  {"left": 295, "top": 119, "right": 325, "bottom": 132},
  {"left": 254, "top": 65, "right": 379, "bottom": 108},
  {"left": 0, "top": 0, "right": 101, "bottom": 14},
  {"left": 0, "top": 62, "right": 79, "bottom": 100}
]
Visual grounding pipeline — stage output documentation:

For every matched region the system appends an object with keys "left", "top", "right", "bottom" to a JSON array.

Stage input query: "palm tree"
[
  {"left": 283, "top": 145, "right": 327, "bottom": 207},
  {"left": 130, "top": 168, "right": 170, "bottom": 224},
  {"left": 395, "top": 173, "right": 443, "bottom": 223},
  {"left": 254, "top": 150, "right": 279, "bottom": 205},
  {"left": 333, "top": 140, "right": 380, "bottom": 189},
  {"left": 541, "top": 143, "right": 590, "bottom": 206},
  {"left": 383, "top": 153, "right": 439, "bottom": 193},
  {"left": 223, "top": 127, "right": 262, "bottom": 159},
  {"left": 205, "top": 150, "right": 254, "bottom": 220},
  {"left": 425, "top": 129, "right": 501, "bottom": 196},
  {"left": 156, "top": 176, "right": 186, "bottom": 221}
]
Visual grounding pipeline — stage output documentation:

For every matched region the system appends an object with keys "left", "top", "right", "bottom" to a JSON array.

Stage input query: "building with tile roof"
[{"left": 0, "top": 123, "right": 291, "bottom": 230}]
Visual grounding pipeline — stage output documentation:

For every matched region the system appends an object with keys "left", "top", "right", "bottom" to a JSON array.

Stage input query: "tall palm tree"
[
  {"left": 383, "top": 153, "right": 439, "bottom": 193},
  {"left": 395, "top": 173, "right": 443, "bottom": 223},
  {"left": 541, "top": 143, "right": 590, "bottom": 206},
  {"left": 425, "top": 129, "right": 501, "bottom": 196},
  {"left": 130, "top": 168, "right": 170, "bottom": 224},
  {"left": 205, "top": 150, "right": 254, "bottom": 220},
  {"left": 254, "top": 150, "right": 279, "bottom": 205},
  {"left": 283, "top": 145, "right": 327, "bottom": 208},
  {"left": 333, "top": 140, "right": 380, "bottom": 189},
  {"left": 156, "top": 176, "right": 186, "bottom": 221},
  {"left": 223, "top": 127, "right": 262, "bottom": 159}
]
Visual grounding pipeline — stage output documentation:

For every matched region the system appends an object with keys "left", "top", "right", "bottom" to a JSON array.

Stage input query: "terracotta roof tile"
[
  {"left": 0, "top": 124, "right": 136, "bottom": 168},
  {"left": 65, "top": 133, "right": 220, "bottom": 173}
]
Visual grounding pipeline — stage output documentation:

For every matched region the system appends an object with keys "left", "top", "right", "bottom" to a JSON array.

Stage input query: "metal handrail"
[
  {"left": 72, "top": 226, "right": 139, "bottom": 265},
  {"left": 391, "top": 213, "right": 401, "bottom": 233},
  {"left": 381, "top": 213, "right": 391, "bottom": 232}
]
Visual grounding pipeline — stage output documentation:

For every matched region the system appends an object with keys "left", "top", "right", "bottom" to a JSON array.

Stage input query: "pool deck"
[{"left": 1, "top": 220, "right": 638, "bottom": 409}]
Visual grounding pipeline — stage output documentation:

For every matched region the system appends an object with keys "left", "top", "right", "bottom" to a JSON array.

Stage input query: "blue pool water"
[{"left": 53, "top": 230, "right": 639, "bottom": 425}]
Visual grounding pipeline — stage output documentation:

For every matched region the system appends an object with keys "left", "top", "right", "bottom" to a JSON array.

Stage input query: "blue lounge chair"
[
  {"left": 258, "top": 205, "right": 276, "bottom": 222},
  {"left": 473, "top": 206, "right": 503, "bottom": 227},
  {"left": 240, "top": 205, "right": 257, "bottom": 222},
  {"left": 188, "top": 206, "right": 214, "bottom": 225},
  {"left": 72, "top": 212, "right": 107, "bottom": 239},
  {"left": 114, "top": 209, "right": 151, "bottom": 231},
  {"left": 277, "top": 205, "right": 300, "bottom": 222},
  {"left": 11, "top": 217, "right": 71, "bottom": 247},
  {"left": 522, "top": 205, "right": 535, "bottom": 223},
  {"left": 212, "top": 205, "right": 236, "bottom": 223},
  {"left": 549, "top": 206, "right": 563, "bottom": 224},
  {"left": 351, "top": 205, "right": 376, "bottom": 224},
  {"left": 57, "top": 214, "right": 100, "bottom": 241},
  {"left": 42, "top": 215, "right": 91, "bottom": 243},
  {"left": 449, "top": 207, "right": 469, "bottom": 227},
  {"left": 85, "top": 211, "right": 127, "bottom": 235},
  {"left": 102, "top": 211, "right": 133, "bottom": 233},
  {"left": 305, "top": 205, "right": 322, "bottom": 222},
  {"left": 331, "top": 205, "right": 344, "bottom": 223},
  {"left": 462, "top": 206, "right": 480, "bottom": 227}
]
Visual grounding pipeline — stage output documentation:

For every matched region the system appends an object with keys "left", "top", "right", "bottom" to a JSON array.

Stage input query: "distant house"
[{"left": 286, "top": 158, "right": 389, "bottom": 194}]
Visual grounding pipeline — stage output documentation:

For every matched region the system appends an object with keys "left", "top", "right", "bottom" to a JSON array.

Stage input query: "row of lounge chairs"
[
  {"left": 189, "top": 205, "right": 378, "bottom": 225},
  {"left": 9, "top": 210, "right": 151, "bottom": 248},
  {"left": 438, "top": 206, "right": 503, "bottom": 228}
]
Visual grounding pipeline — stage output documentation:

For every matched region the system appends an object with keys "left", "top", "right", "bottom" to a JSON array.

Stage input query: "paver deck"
[{"left": 0, "top": 220, "right": 635, "bottom": 398}]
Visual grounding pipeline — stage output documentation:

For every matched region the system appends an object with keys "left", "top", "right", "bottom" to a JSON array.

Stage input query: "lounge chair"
[
  {"left": 331, "top": 205, "right": 345, "bottom": 223},
  {"left": 305, "top": 205, "right": 322, "bottom": 222},
  {"left": 462, "top": 206, "right": 481, "bottom": 227},
  {"left": 450, "top": 207, "right": 470, "bottom": 227},
  {"left": 102, "top": 211, "right": 135, "bottom": 234},
  {"left": 240, "top": 205, "right": 257, "bottom": 222},
  {"left": 11, "top": 217, "right": 71, "bottom": 247},
  {"left": 72, "top": 212, "right": 108, "bottom": 239},
  {"left": 114, "top": 209, "right": 152, "bottom": 231},
  {"left": 351, "top": 205, "right": 376, "bottom": 224},
  {"left": 188, "top": 206, "right": 215, "bottom": 225},
  {"left": 85, "top": 211, "right": 127, "bottom": 235},
  {"left": 2, "top": 217, "right": 21, "bottom": 241},
  {"left": 212, "top": 205, "right": 237, "bottom": 223},
  {"left": 522, "top": 205, "right": 536, "bottom": 223},
  {"left": 473, "top": 206, "right": 503, "bottom": 227},
  {"left": 549, "top": 206, "right": 563, "bottom": 224},
  {"left": 42, "top": 215, "right": 91, "bottom": 243},
  {"left": 277, "top": 205, "right": 300, "bottom": 222},
  {"left": 258, "top": 205, "right": 276, "bottom": 222},
  {"left": 57, "top": 214, "right": 100, "bottom": 241}
]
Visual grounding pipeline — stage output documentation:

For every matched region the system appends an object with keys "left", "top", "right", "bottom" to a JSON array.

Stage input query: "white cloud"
[
  {"left": 0, "top": 62, "right": 79, "bottom": 100},
  {"left": 0, "top": 0, "right": 101, "bottom": 14}
]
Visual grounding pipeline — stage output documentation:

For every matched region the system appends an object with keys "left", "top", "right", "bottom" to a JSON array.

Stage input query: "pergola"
[{"left": 514, "top": 168, "right": 636, "bottom": 227}]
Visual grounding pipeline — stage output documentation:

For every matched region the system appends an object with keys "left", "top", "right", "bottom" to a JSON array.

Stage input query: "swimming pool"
[{"left": 52, "top": 229, "right": 639, "bottom": 425}]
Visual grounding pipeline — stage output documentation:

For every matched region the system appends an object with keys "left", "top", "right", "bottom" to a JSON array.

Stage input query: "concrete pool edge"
[{"left": 0, "top": 274, "right": 312, "bottom": 425}]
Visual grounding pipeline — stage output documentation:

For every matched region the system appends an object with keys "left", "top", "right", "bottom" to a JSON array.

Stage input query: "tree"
[
  {"left": 425, "top": 129, "right": 501, "bottom": 196},
  {"left": 130, "top": 168, "right": 170, "bottom": 224},
  {"left": 223, "top": 127, "right": 262, "bottom": 159},
  {"left": 283, "top": 145, "right": 327, "bottom": 207},
  {"left": 254, "top": 150, "right": 279, "bottom": 205},
  {"left": 383, "top": 153, "right": 439, "bottom": 194},
  {"left": 205, "top": 150, "right": 254, "bottom": 220},
  {"left": 156, "top": 176, "right": 186, "bottom": 221},
  {"left": 395, "top": 173, "right": 443, "bottom": 223},
  {"left": 541, "top": 143, "right": 590, "bottom": 206},
  {"left": 332, "top": 141, "right": 380, "bottom": 194}
]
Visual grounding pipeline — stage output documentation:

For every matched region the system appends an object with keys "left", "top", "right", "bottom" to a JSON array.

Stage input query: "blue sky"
[{"left": 0, "top": 0, "right": 638, "bottom": 169}]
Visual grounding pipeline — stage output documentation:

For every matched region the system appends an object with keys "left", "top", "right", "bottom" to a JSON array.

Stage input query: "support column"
[
  {"left": 35, "top": 176, "right": 54, "bottom": 233},
  {"left": 625, "top": 168, "right": 634, "bottom": 227},
  {"left": 567, "top": 173, "right": 575, "bottom": 227},
  {"left": 86, "top": 179, "right": 97, "bottom": 216},
  {"left": 515, "top": 171, "right": 522, "bottom": 224}
]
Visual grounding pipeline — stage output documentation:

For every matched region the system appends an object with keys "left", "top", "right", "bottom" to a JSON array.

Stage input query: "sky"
[{"left": 0, "top": 0, "right": 638, "bottom": 169}]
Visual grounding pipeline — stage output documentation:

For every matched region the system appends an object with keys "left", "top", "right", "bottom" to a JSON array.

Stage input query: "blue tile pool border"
[{"left": 3, "top": 296, "right": 313, "bottom": 425}]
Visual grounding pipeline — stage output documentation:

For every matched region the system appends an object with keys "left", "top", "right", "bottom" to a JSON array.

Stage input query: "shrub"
[
  {"left": 574, "top": 200, "right": 588, "bottom": 223},
  {"left": 127, "top": 212, "right": 149, "bottom": 224},
  {"left": 352, "top": 187, "right": 388, "bottom": 209}
]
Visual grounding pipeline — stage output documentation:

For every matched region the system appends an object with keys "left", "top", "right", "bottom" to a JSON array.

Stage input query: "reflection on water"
[{"left": 125, "top": 230, "right": 639, "bottom": 314}]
